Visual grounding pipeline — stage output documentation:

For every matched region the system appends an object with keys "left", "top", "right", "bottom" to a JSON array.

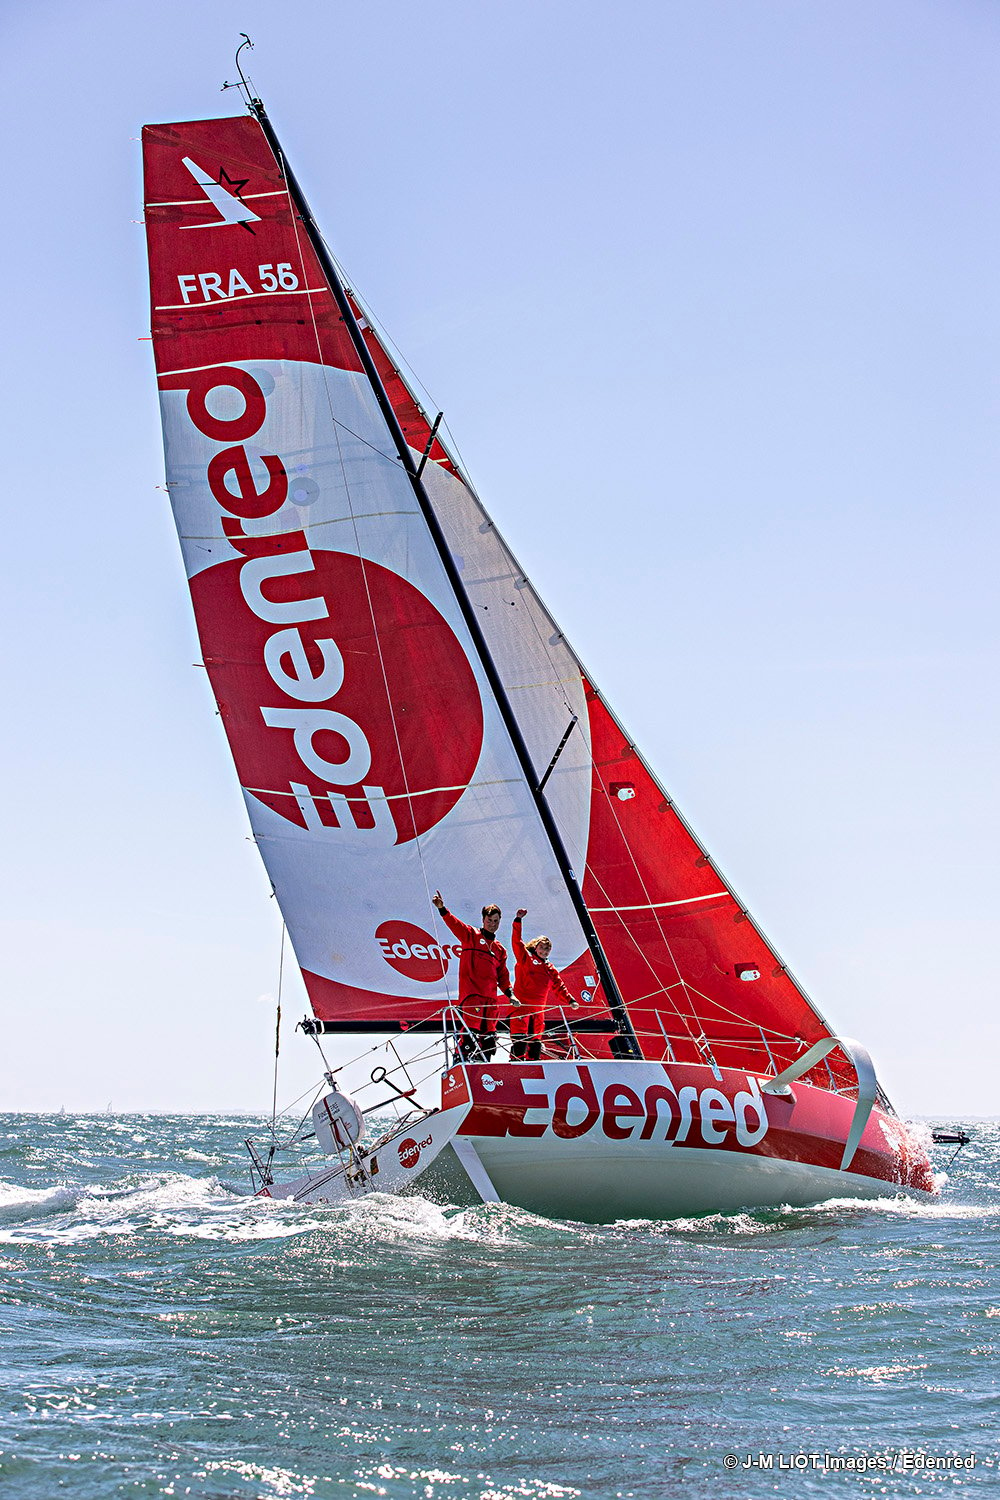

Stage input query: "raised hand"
[
  {"left": 432, "top": 890, "right": 445, "bottom": 909},
  {"left": 515, "top": 908, "right": 527, "bottom": 920}
]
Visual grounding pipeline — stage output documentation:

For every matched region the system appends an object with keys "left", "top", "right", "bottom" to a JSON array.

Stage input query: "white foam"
[
  {"left": 617, "top": 1210, "right": 777, "bottom": 1237},
  {"left": 254, "top": 1189, "right": 587, "bottom": 1249},
  {"left": 804, "top": 1193, "right": 1000, "bottom": 1220},
  {"left": 0, "top": 1180, "right": 80, "bottom": 1221},
  {"left": 1, "top": 1157, "right": 992, "bottom": 1249},
  {"left": 0, "top": 1172, "right": 251, "bottom": 1245}
]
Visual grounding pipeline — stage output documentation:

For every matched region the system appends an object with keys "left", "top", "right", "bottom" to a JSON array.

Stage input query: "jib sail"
[{"left": 348, "top": 295, "right": 855, "bottom": 1087}]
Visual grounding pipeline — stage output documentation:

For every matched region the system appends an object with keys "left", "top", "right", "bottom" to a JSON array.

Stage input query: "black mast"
[{"left": 248, "top": 97, "right": 641, "bottom": 1060}]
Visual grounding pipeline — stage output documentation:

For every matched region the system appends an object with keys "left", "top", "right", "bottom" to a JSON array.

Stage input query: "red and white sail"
[
  {"left": 144, "top": 111, "right": 861, "bottom": 1096},
  {"left": 143, "top": 116, "right": 593, "bottom": 1029}
]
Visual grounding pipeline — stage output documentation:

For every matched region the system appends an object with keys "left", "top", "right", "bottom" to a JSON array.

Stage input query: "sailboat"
[{"left": 141, "top": 81, "right": 936, "bottom": 1221}]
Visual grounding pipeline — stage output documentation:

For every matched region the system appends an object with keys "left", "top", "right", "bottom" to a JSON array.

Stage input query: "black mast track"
[{"left": 249, "top": 98, "right": 641, "bottom": 1059}]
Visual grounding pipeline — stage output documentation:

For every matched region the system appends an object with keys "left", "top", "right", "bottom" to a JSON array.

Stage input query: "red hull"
[{"left": 444, "top": 1061, "right": 935, "bottom": 1200}]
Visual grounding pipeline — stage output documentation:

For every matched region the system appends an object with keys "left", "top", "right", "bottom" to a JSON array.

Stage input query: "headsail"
[
  {"left": 142, "top": 115, "right": 599, "bottom": 1032},
  {"left": 346, "top": 290, "right": 859, "bottom": 1090}
]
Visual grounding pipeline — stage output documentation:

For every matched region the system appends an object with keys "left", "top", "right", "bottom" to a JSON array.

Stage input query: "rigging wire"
[
  {"left": 342, "top": 277, "right": 843, "bottom": 1071},
  {"left": 246, "top": 97, "right": 638, "bottom": 1052},
  {"left": 319, "top": 247, "right": 473, "bottom": 479},
  {"left": 270, "top": 920, "right": 286, "bottom": 1138},
  {"left": 339, "top": 271, "right": 581, "bottom": 725},
  {"left": 232, "top": 75, "right": 833, "bottom": 1084},
  {"left": 312, "top": 270, "right": 731, "bottom": 1060}
]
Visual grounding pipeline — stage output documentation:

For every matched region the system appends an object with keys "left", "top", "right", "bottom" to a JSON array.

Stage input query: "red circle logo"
[
  {"left": 397, "top": 1137, "right": 421, "bottom": 1169},
  {"left": 375, "top": 921, "right": 460, "bottom": 982},
  {"left": 191, "top": 550, "right": 484, "bottom": 842}
]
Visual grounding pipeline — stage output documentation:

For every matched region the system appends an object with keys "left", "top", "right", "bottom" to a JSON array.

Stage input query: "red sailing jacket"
[
  {"left": 510, "top": 917, "right": 574, "bottom": 1033},
  {"left": 438, "top": 908, "right": 512, "bottom": 1028}
]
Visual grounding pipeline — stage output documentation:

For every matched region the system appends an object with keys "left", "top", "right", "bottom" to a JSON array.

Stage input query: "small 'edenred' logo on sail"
[{"left": 375, "top": 922, "right": 462, "bottom": 982}]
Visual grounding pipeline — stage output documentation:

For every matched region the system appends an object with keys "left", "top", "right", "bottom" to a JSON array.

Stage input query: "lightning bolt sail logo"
[{"left": 180, "top": 157, "right": 261, "bottom": 228}]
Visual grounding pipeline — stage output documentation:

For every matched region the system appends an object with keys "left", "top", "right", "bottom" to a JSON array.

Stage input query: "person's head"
[
  {"left": 481, "top": 903, "right": 501, "bottom": 935},
  {"left": 526, "top": 935, "right": 552, "bottom": 960}
]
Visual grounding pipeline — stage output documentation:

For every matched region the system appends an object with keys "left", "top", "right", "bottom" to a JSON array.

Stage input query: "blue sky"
[{"left": 1, "top": 0, "right": 997, "bottom": 1114}]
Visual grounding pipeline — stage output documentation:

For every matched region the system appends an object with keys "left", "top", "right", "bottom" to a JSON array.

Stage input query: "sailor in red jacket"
[
  {"left": 432, "top": 890, "right": 514, "bottom": 1061},
  {"left": 509, "top": 908, "right": 577, "bottom": 1061}
]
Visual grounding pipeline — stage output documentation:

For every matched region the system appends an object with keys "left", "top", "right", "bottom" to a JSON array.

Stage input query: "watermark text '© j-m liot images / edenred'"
[{"left": 722, "top": 1452, "right": 977, "bottom": 1474}]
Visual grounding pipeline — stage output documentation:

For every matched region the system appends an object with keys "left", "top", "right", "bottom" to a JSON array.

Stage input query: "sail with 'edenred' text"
[
  {"left": 142, "top": 115, "right": 594, "bottom": 1031},
  {"left": 145, "top": 111, "right": 856, "bottom": 1094}
]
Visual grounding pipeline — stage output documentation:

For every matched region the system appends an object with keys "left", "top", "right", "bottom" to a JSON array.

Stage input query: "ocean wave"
[
  {"left": 606, "top": 1186, "right": 1000, "bottom": 1242},
  {"left": 0, "top": 1109, "right": 996, "bottom": 1500},
  {"left": 0, "top": 1172, "right": 249, "bottom": 1245},
  {"left": 2, "top": 1163, "right": 994, "bottom": 1253},
  {"left": 804, "top": 1192, "right": 1000, "bottom": 1220},
  {"left": 0, "top": 1172, "right": 491, "bottom": 1247},
  {"left": 306, "top": 1190, "right": 547, "bottom": 1246},
  {"left": 202, "top": 1457, "right": 583, "bottom": 1500},
  {"left": 613, "top": 1208, "right": 793, "bottom": 1239},
  {"left": 0, "top": 1180, "right": 81, "bottom": 1222}
]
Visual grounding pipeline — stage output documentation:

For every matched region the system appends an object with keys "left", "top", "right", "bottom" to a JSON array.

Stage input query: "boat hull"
[
  {"left": 437, "top": 1060, "right": 935, "bottom": 1222},
  {"left": 258, "top": 1102, "right": 471, "bottom": 1205},
  {"left": 457, "top": 1136, "right": 922, "bottom": 1220}
]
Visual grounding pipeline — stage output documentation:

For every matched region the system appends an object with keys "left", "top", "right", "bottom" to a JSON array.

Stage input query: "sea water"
[{"left": 0, "top": 1113, "right": 996, "bottom": 1499}]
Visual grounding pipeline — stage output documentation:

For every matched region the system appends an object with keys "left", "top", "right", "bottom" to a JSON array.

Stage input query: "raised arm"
[
  {"left": 432, "top": 891, "right": 472, "bottom": 944},
  {"left": 511, "top": 910, "right": 528, "bottom": 963}
]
